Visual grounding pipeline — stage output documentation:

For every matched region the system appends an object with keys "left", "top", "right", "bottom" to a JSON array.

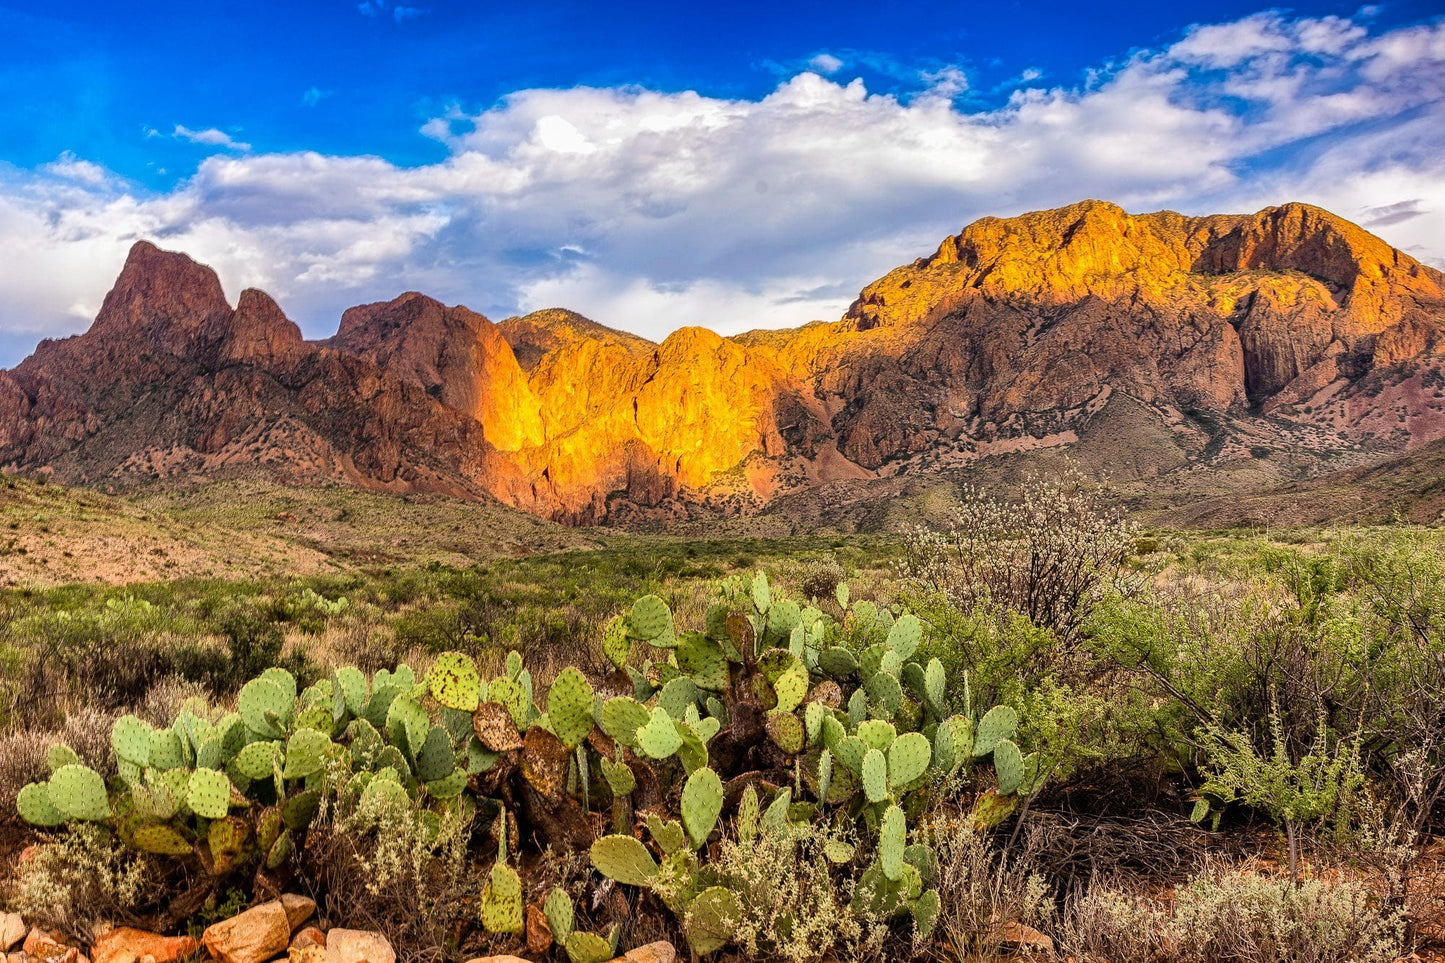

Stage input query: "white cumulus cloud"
[{"left": 0, "top": 9, "right": 1443, "bottom": 358}]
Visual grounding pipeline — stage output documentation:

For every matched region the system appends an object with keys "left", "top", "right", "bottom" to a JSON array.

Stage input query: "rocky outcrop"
[{"left": 0, "top": 200, "right": 1442, "bottom": 523}]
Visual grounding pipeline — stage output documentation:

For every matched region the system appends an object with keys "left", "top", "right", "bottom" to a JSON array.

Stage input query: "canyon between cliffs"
[{"left": 1, "top": 198, "right": 1443, "bottom": 527}]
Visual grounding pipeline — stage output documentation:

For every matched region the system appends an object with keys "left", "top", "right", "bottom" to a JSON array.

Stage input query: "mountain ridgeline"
[{"left": 1, "top": 200, "right": 1442, "bottom": 525}]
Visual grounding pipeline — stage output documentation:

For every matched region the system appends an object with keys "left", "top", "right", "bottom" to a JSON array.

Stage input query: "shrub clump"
[{"left": 1062, "top": 865, "right": 1405, "bottom": 963}]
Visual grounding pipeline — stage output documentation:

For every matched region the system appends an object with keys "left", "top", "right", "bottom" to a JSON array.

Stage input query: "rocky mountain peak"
[
  {"left": 90, "top": 241, "right": 232, "bottom": 352},
  {"left": 207, "top": 288, "right": 305, "bottom": 365}
]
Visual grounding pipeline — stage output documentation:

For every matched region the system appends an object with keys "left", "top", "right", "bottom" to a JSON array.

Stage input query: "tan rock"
[
  {"left": 1, "top": 916, "right": 24, "bottom": 953},
  {"left": 288, "top": 929, "right": 325, "bottom": 951},
  {"left": 523, "top": 905, "right": 552, "bottom": 957},
  {"left": 990, "top": 920, "right": 1055, "bottom": 954},
  {"left": 622, "top": 942, "right": 676, "bottom": 963},
  {"left": 278, "top": 896, "right": 315, "bottom": 933},
  {"left": 202, "top": 901, "right": 292, "bottom": 963},
  {"left": 321, "top": 931, "right": 393, "bottom": 963},
  {"left": 460, "top": 957, "right": 533, "bottom": 963},
  {"left": 287, "top": 947, "right": 326, "bottom": 963},
  {"left": 91, "top": 928, "right": 197, "bottom": 963},
  {"left": 23, "top": 929, "right": 68, "bottom": 962}
]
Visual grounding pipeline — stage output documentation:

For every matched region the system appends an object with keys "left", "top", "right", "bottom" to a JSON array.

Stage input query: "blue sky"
[{"left": 1, "top": 1, "right": 1443, "bottom": 362}]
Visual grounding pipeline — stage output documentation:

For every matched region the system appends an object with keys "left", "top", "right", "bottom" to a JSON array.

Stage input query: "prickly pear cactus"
[
  {"left": 186, "top": 768, "right": 233, "bottom": 820},
  {"left": 681, "top": 766, "right": 723, "bottom": 848},
  {"left": 993, "top": 738, "right": 1025, "bottom": 795},
  {"left": 547, "top": 668, "right": 595, "bottom": 749},
  {"left": 16, "top": 782, "right": 65, "bottom": 826},
  {"left": 47, "top": 765, "right": 110, "bottom": 821},
  {"left": 544, "top": 886, "right": 575, "bottom": 945},
  {"left": 685, "top": 886, "right": 742, "bottom": 956},
  {"left": 973, "top": 705, "right": 1018, "bottom": 757},
  {"left": 635, "top": 706, "right": 683, "bottom": 759},
  {"left": 628, "top": 594, "right": 675, "bottom": 646},
  {"left": 480, "top": 863, "right": 524, "bottom": 934},
  {"left": 590, "top": 834, "right": 660, "bottom": 886},
  {"left": 887, "top": 732, "right": 931, "bottom": 790},
  {"left": 427, "top": 652, "right": 483, "bottom": 712}
]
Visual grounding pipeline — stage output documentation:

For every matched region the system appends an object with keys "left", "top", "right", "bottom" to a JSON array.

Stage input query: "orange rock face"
[{"left": 0, "top": 200, "right": 1442, "bottom": 523}]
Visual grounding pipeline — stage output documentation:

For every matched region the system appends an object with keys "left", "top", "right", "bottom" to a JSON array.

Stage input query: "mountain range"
[{"left": 1, "top": 199, "right": 1442, "bottom": 526}]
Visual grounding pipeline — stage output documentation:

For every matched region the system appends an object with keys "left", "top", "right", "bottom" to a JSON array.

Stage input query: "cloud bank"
[{"left": 1, "top": 9, "right": 1442, "bottom": 356}]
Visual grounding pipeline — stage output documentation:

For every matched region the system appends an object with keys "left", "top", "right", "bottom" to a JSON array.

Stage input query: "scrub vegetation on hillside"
[{"left": 5, "top": 473, "right": 1445, "bottom": 962}]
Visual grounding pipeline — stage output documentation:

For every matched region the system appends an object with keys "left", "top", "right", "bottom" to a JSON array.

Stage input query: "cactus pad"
[
  {"left": 773, "top": 669, "right": 808, "bottom": 714},
  {"left": 635, "top": 706, "right": 683, "bottom": 759},
  {"left": 426, "top": 767, "right": 469, "bottom": 800},
  {"left": 924, "top": 659, "right": 946, "bottom": 711},
  {"left": 832, "top": 735, "right": 868, "bottom": 774},
  {"left": 360, "top": 775, "right": 411, "bottom": 817},
  {"left": 600, "top": 696, "right": 650, "bottom": 747},
  {"left": 385, "top": 692, "right": 430, "bottom": 757},
  {"left": 48, "top": 765, "right": 110, "bottom": 820},
  {"left": 129, "top": 824, "right": 192, "bottom": 856},
  {"left": 865, "top": 671, "right": 904, "bottom": 716},
  {"left": 973, "top": 705, "right": 1018, "bottom": 757},
  {"left": 145, "top": 728, "right": 184, "bottom": 772},
  {"left": 599, "top": 756, "right": 636, "bottom": 797},
  {"left": 627, "top": 595, "right": 675, "bottom": 646},
  {"left": 480, "top": 862, "right": 524, "bottom": 934},
  {"left": 601, "top": 614, "right": 632, "bottom": 669},
  {"left": 282, "top": 788, "right": 321, "bottom": 830},
  {"left": 547, "top": 668, "right": 596, "bottom": 749},
  {"left": 487, "top": 676, "right": 530, "bottom": 729},
  {"left": 647, "top": 814, "right": 690, "bottom": 855},
  {"left": 427, "top": 652, "right": 483, "bottom": 712},
  {"left": 886, "top": 614, "right": 922, "bottom": 659},
  {"left": 265, "top": 828, "right": 293, "bottom": 870},
  {"left": 410, "top": 725, "right": 451, "bottom": 782},
  {"left": 677, "top": 633, "right": 729, "bottom": 691},
  {"left": 208, "top": 816, "right": 249, "bottom": 873},
  {"left": 283, "top": 727, "right": 333, "bottom": 780},
  {"left": 804, "top": 701, "right": 827, "bottom": 746},
  {"left": 818, "top": 647, "right": 858, "bottom": 678},
  {"left": 239, "top": 678, "right": 291, "bottom": 738},
  {"left": 590, "top": 834, "right": 659, "bottom": 886},
  {"left": 335, "top": 665, "right": 369, "bottom": 716},
  {"left": 544, "top": 886, "right": 575, "bottom": 945},
  {"left": 681, "top": 766, "right": 724, "bottom": 848},
  {"left": 17, "top": 782, "right": 65, "bottom": 826},
  {"left": 233, "top": 741, "right": 279, "bottom": 783},
  {"left": 965, "top": 789, "right": 1019, "bottom": 832},
  {"left": 110, "top": 715, "right": 153, "bottom": 766},
  {"left": 912, "top": 887, "right": 941, "bottom": 938},
  {"left": 765, "top": 710, "right": 805, "bottom": 754},
  {"left": 857, "top": 720, "right": 897, "bottom": 752},
  {"left": 45, "top": 744, "right": 81, "bottom": 773},
  {"left": 471, "top": 702, "right": 524, "bottom": 752},
  {"left": 187, "top": 768, "right": 232, "bottom": 819},
  {"left": 685, "top": 886, "right": 741, "bottom": 956},
  {"left": 888, "top": 732, "right": 932, "bottom": 790},
  {"left": 993, "top": 738, "right": 1024, "bottom": 795},
  {"left": 521, "top": 725, "right": 571, "bottom": 799},
  {"left": 564, "top": 932, "right": 613, "bottom": 963},
  {"left": 816, "top": 749, "right": 833, "bottom": 803},
  {"left": 862, "top": 748, "right": 888, "bottom": 803},
  {"left": 880, "top": 804, "right": 907, "bottom": 881},
  {"left": 658, "top": 677, "right": 699, "bottom": 720},
  {"left": 750, "top": 570, "right": 771, "bottom": 613}
]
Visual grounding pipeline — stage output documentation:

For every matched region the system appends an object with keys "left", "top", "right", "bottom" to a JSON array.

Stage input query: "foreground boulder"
[
  {"left": 202, "top": 896, "right": 315, "bottom": 963},
  {"left": 1, "top": 916, "right": 25, "bottom": 954},
  {"left": 90, "top": 928, "right": 197, "bottom": 963},
  {"left": 322, "top": 930, "right": 393, "bottom": 963}
]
